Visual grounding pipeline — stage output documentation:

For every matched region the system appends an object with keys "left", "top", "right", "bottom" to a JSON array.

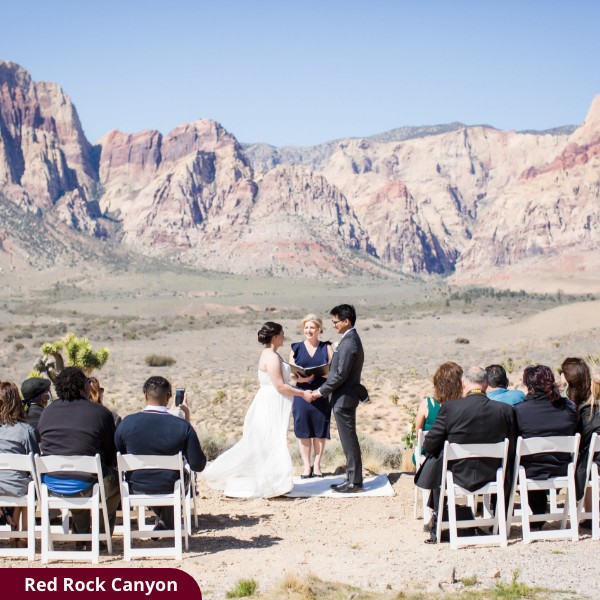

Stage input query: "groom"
[{"left": 310, "top": 304, "right": 364, "bottom": 493}]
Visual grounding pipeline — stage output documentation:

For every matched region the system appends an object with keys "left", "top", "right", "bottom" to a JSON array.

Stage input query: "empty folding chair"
[
  {"left": 0, "top": 453, "right": 38, "bottom": 560},
  {"left": 578, "top": 432, "right": 600, "bottom": 540},
  {"left": 117, "top": 452, "right": 189, "bottom": 560},
  {"left": 507, "top": 434, "right": 580, "bottom": 543},
  {"left": 436, "top": 439, "right": 510, "bottom": 550},
  {"left": 34, "top": 454, "right": 113, "bottom": 564}
]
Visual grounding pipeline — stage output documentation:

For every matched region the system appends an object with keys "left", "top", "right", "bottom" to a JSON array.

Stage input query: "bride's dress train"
[{"left": 202, "top": 364, "right": 294, "bottom": 498}]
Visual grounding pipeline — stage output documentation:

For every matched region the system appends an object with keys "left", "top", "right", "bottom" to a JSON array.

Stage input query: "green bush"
[
  {"left": 226, "top": 579, "right": 257, "bottom": 598},
  {"left": 144, "top": 354, "right": 176, "bottom": 367}
]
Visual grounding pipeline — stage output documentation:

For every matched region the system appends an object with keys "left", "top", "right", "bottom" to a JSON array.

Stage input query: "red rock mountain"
[{"left": 1, "top": 61, "right": 599, "bottom": 278}]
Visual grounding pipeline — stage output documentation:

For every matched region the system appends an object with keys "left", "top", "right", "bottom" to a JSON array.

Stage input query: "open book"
[{"left": 285, "top": 362, "right": 330, "bottom": 379}]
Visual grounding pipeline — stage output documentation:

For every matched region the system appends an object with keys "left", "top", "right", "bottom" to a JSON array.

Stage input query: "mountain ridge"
[{"left": 1, "top": 60, "right": 598, "bottom": 280}]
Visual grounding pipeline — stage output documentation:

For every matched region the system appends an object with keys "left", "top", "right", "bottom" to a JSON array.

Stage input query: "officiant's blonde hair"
[{"left": 301, "top": 314, "right": 323, "bottom": 333}]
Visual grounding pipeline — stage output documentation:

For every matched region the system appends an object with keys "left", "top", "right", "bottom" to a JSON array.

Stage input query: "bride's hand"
[{"left": 302, "top": 390, "right": 313, "bottom": 403}]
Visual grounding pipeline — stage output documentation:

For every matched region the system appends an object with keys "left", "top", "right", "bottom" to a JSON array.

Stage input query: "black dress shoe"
[
  {"left": 330, "top": 480, "right": 348, "bottom": 490},
  {"left": 332, "top": 481, "right": 364, "bottom": 494}
]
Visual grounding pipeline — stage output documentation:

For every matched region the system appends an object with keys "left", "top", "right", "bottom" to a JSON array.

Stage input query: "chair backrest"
[
  {"left": 445, "top": 440, "right": 509, "bottom": 463},
  {"left": 117, "top": 453, "right": 183, "bottom": 473},
  {"left": 414, "top": 429, "right": 428, "bottom": 466},
  {"left": 0, "top": 452, "right": 39, "bottom": 498},
  {"left": 116, "top": 453, "right": 185, "bottom": 495},
  {"left": 584, "top": 432, "right": 600, "bottom": 483},
  {"left": 516, "top": 434, "right": 580, "bottom": 459},
  {"left": 34, "top": 454, "right": 103, "bottom": 478}
]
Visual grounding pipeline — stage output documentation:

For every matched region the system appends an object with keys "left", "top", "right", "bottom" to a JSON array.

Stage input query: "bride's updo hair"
[{"left": 258, "top": 322, "right": 283, "bottom": 345}]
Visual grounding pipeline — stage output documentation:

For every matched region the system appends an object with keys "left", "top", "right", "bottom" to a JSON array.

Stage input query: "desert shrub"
[
  {"left": 145, "top": 354, "right": 176, "bottom": 367},
  {"left": 455, "top": 337, "right": 470, "bottom": 344},
  {"left": 213, "top": 389, "right": 227, "bottom": 404},
  {"left": 226, "top": 579, "right": 257, "bottom": 598},
  {"left": 199, "top": 431, "right": 234, "bottom": 461},
  {"left": 123, "top": 331, "right": 138, "bottom": 340}
]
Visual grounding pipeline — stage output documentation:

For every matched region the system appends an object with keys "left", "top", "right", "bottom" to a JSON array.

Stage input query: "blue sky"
[{"left": 2, "top": 1, "right": 599, "bottom": 146}]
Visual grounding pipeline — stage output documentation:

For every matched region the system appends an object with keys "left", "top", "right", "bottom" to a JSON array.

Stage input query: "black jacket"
[
  {"left": 415, "top": 392, "right": 516, "bottom": 492},
  {"left": 38, "top": 398, "right": 117, "bottom": 483},
  {"left": 576, "top": 403, "right": 600, "bottom": 498},
  {"left": 514, "top": 393, "right": 577, "bottom": 479}
]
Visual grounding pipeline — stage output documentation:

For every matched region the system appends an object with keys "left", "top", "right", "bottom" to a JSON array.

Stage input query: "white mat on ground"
[{"left": 285, "top": 474, "right": 394, "bottom": 498}]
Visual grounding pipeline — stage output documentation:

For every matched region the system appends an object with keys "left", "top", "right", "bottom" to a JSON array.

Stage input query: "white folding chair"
[
  {"left": 0, "top": 453, "right": 38, "bottom": 560},
  {"left": 507, "top": 434, "right": 580, "bottom": 543},
  {"left": 578, "top": 432, "right": 600, "bottom": 540},
  {"left": 413, "top": 429, "right": 432, "bottom": 521},
  {"left": 34, "top": 454, "right": 113, "bottom": 564},
  {"left": 117, "top": 452, "right": 189, "bottom": 560},
  {"left": 436, "top": 439, "right": 509, "bottom": 550}
]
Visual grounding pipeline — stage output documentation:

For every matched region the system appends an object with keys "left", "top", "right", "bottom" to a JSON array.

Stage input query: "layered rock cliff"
[{"left": 1, "top": 60, "right": 598, "bottom": 279}]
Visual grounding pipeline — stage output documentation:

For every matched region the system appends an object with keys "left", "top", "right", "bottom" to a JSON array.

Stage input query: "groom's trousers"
[{"left": 334, "top": 406, "right": 363, "bottom": 485}]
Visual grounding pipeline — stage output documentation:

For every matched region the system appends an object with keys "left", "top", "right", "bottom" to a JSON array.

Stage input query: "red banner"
[{"left": 0, "top": 569, "right": 201, "bottom": 599}]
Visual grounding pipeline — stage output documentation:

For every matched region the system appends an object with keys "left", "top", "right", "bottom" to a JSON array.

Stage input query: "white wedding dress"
[{"left": 202, "top": 362, "right": 294, "bottom": 498}]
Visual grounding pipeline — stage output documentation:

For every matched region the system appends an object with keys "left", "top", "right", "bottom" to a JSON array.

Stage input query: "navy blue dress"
[{"left": 291, "top": 341, "right": 332, "bottom": 439}]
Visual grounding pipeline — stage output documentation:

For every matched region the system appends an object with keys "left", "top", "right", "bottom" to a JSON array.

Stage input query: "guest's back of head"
[
  {"left": 55, "top": 367, "right": 88, "bottom": 402},
  {"left": 485, "top": 364, "right": 509, "bottom": 389},
  {"left": 523, "top": 364, "right": 562, "bottom": 405},
  {"left": 560, "top": 357, "right": 591, "bottom": 407},
  {"left": 432, "top": 361, "right": 463, "bottom": 403},
  {"left": 142, "top": 376, "right": 172, "bottom": 405},
  {"left": 462, "top": 366, "right": 488, "bottom": 393},
  {"left": 0, "top": 381, "right": 26, "bottom": 426}
]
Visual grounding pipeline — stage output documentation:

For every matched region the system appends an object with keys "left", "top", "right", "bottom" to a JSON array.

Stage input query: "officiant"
[{"left": 289, "top": 314, "right": 334, "bottom": 478}]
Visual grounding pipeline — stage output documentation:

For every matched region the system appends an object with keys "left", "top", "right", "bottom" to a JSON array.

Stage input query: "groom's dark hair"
[{"left": 330, "top": 304, "right": 356, "bottom": 326}]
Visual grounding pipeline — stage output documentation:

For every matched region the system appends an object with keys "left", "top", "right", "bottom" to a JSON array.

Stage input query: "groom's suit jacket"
[{"left": 318, "top": 328, "right": 364, "bottom": 409}]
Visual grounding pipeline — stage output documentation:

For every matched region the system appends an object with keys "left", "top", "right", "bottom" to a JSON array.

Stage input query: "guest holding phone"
[{"left": 289, "top": 314, "right": 333, "bottom": 478}]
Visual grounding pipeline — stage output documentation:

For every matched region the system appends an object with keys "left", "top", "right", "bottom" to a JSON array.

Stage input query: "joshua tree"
[{"left": 33, "top": 332, "right": 110, "bottom": 383}]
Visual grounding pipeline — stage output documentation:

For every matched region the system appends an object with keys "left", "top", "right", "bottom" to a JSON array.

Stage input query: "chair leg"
[
  {"left": 446, "top": 474, "right": 458, "bottom": 550},
  {"left": 518, "top": 470, "right": 531, "bottom": 544},
  {"left": 41, "top": 487, "right": 49, "bottom": 564},
  {"left": 123, "top": 496, "right": 132, "bottom": 562},
  {"left": 567, "top": 474, "right": 579, "bottom": 542},
  {"left": 174, "top": 490, "right": 183, "bottom": 560},
  {"left": 91, "top": 494, "right": 100, "bottom": 565},
  {"left": 592, "top": 472, "right": 600, "bottom": 541},
  {"left": 496, "top": 474, "right": 507, "bottom": 547},
  {"left": 27, "top": 492, "right": 36, "bottom": 562}
]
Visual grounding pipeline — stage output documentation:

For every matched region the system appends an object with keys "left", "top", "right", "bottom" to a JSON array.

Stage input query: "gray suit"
[{"left": 318, "top": 328, "right": 364, "bottom": 484}]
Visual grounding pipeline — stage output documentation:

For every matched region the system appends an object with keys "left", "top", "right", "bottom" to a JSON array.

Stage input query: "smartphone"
[{"left": 175, "top": 387, "right": 185, "bottom": 406}]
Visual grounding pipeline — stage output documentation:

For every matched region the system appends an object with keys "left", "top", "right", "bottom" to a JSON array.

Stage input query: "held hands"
[
  {"left": 301, "top": 390, "right": 314, "bottom": 403},
  {"left": 308, "top": 390, "right": 321, "bottom": 402}
]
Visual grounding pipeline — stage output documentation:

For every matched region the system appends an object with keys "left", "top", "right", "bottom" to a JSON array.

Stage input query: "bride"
[{"left": 202, "top": 322, "right": 313, "bottom": 498}]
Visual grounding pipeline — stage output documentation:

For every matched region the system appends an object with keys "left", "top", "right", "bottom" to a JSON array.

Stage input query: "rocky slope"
[
  {"left": 1, "top": 60, "right": 598, "bottom": 279},
  {"left": 0, "top": 61, "right": 102, "bottom": 235}
]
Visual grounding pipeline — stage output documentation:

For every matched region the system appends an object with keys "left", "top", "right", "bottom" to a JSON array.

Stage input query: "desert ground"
[{"left": 0, "top": 261, "right": 599, "bottom": 598}]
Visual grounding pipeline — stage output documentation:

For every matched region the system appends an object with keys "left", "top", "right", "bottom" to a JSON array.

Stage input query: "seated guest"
[
  {"left": 114, "top": 376, "right": 206, "bottom": 531},
  {"left": 414, "top": 362, "right": 463, "bottom": 464},
  {"left": 0, "top": 382, "right": 40, "bottom": 544},
  {"left": 37, "top": 367, "right": 120, "bottom": 536},
  {"left": 20, "top": 377, "right": 52, "bottom": 440},
  {"left": 558, "top": 358, "right": 596, "bottom": 508},
  {"left": 485, "top": 364, "right": 525, "bottom": 406},
  {"left": 514, "top": 364, "right": 578, "bottom": 518},
  {"left": 415, "top": 366, "right": 516, "bottom": 537},
  {"left": 88, "top": 377, "right": 122, "bottom": 428}
]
